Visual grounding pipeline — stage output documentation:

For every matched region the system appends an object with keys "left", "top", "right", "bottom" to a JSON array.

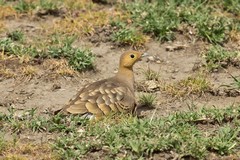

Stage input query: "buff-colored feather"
[{"left": 57, "top": 50, "right": 144, "bottom": 120}]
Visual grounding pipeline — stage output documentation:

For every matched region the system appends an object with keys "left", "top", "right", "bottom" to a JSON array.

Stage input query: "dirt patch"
[{"left": 1, "top": 30, "right": 239, "bottom": 122}]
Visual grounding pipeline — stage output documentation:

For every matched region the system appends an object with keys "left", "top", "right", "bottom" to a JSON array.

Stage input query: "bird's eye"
[{"left": 130, "top": 54, "right": 135, "bottom": 58}]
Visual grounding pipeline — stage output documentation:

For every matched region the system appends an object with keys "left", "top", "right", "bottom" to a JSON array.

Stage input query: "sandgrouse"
[{"left": 57, "top": 50, "right": 145, "bottom": 120}]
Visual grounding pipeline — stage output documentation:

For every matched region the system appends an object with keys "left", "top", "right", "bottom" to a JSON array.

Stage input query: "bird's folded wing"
[{"left": 62, "top": 80, "right": 135, "bottom": 116}]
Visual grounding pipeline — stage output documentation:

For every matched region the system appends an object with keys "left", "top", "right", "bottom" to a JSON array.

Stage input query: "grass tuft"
[
  {"left": 63, "top": 0, "right": 95, "bottom": 11},
  {"left": 207, "top": 125, "right": 239, "bottom": 155},
  {"left": 47, "top": 35, "right": 95, "bottom": 71},
  {"left": 222, "top": 0, "right": 240, "bottom": 15},
  {"left": 0, "top": 35, "right": 95, "bottom": 72},
  {"left": 7, "top": 30, "right": 24, "bottom": 42},
  {"left": 20, "top": 65, "right": 38, "bottom": 78},
  {"left": 50, "top": 11, "right": 109, "bottom": 36},
  {"left": 112, "top": 27, "right": 148, "bottom": 46},
  {"left": 142, "top": 67, "right": 160, "bottom": 81},
  {"left": 123, "top": 1, "right": 178, "bottom": 42},
  {"left": 43, "top": 59, "right": 76, "bottom": 77},
  {"left": 224, "top": 71, "right": 240, "bottom": 90},
  {"left": 139, "top": 93, "right": 156, "bottom": 108},
  {"left": 204, "top": 45, "right": 239, "bottom": 71},
  {"left": 14, "top": 0, "right": 36, "bottom": 13},
  {"left": 163, "top": 74, "right": 211, "bottom": 98},
  {"left": 117, "top": 0, "right": 239, "bottom": 44},
  {"left": 38, "top": 0, "right": 59, "bottom": 11},
  {"left": 0, "top": 6, "right": 17, "bottom": 19},
  {"left": 0, "top": 135, "right": 7, "bottom": 153},
  {"left": 0, "top": 67, "right": 16, "bottom": 78}
]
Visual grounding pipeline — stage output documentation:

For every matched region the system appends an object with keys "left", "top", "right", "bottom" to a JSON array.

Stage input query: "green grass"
[
  {"left": 0, "top": 38, "right": 39, "bottom": 57},
  {"left": 0, "top": 107, "right": 89, "bottom": 133},
  {"left": 204, "top": 45, "right": 239, "bottom": 71},
  {"left": 112, "top": 27, "right": 147, "bottom": 46},
  {"left": 1, "top": 106, "right": 240, "bottom": 159},
  {"left": 13, "top": 0, "right": 61, "bottom": 13},
  {"left": 112, "top": 0, "right": 240, "bottom": 44},
  {"left": 0, "top": 35, "right": 95, "bottom": 71},
  {"left": 0, "top": 0, "right": 5, "bottom": 6},
  {"left": 38, "top": 0, "right": 59, "bottom": 11},
  {"left": 222, "top": 0, "right": 240, "bottom": 15},
  {"left": 14, "top": 0, "right": 36, "bottom": 13},
  {"left": 139, "top": 93, "right": 157, "bottom": 108},
  {"left": 1, "top": 0, "right": 239, "bottom": 46},
  {"left": 163, "top": 74, "right": 211, "bottom": 98},
  {"left": 0, "top": 135, "right": 7, "bottom": 153},
  {"left": 123, "top": 1, "right": 179, "bottom": 42},
  {"left": 232, "top": 76, "right": 240, "bottom": 89},
  {"left": 208, "top": 125, "right": 239, "bottom": 155},
  {"left": 7, "top": 30, "right": 24, "bottom": 42},
  {"left": 142, "top": 67, "right": 160, "bottom": 81},
  {"left": 47, "top": 35, "right": 95, "bottom": 71},
  {"left": 225, "top": 72, "right": 240, "bottom": 90}
]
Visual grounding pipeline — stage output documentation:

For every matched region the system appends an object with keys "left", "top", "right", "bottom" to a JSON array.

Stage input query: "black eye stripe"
[{"left": 130, "top": 54, "right": 135, "bottom": 58}]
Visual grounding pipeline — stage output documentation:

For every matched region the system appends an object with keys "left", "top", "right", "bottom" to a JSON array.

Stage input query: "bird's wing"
[{"left": 62, "top": 79, "right": 136, "bottom": 118}]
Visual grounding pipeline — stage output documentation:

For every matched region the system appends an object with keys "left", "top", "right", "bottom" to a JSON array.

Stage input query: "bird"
[{"left": 56, "top": 50, "right": 146, "bottom": 120}]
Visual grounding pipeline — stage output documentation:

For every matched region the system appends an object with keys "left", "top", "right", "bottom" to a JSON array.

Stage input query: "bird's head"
[{"left": 119, "top": 50, "right": 147, "bottom": 69}]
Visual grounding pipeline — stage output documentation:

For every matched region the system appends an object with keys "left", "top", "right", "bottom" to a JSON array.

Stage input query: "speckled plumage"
[{"left": 58, "top": 50, "right": 144, "bottom": 120}]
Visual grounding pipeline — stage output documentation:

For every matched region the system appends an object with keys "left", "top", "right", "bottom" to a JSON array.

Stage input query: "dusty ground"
[
  {"left": 2, "top": 34, "right": 239, "bottom": 116},
  {"left": 1, "top": 35, "right": 240, "bottom": 125},
  {"left": 0, "top": 2, "right": 240, "bottom": 159}
]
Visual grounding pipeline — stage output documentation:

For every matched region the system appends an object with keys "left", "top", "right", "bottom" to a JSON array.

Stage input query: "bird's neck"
[{"left": 116, "top": 66, "right": 134, "bottom": 91}]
